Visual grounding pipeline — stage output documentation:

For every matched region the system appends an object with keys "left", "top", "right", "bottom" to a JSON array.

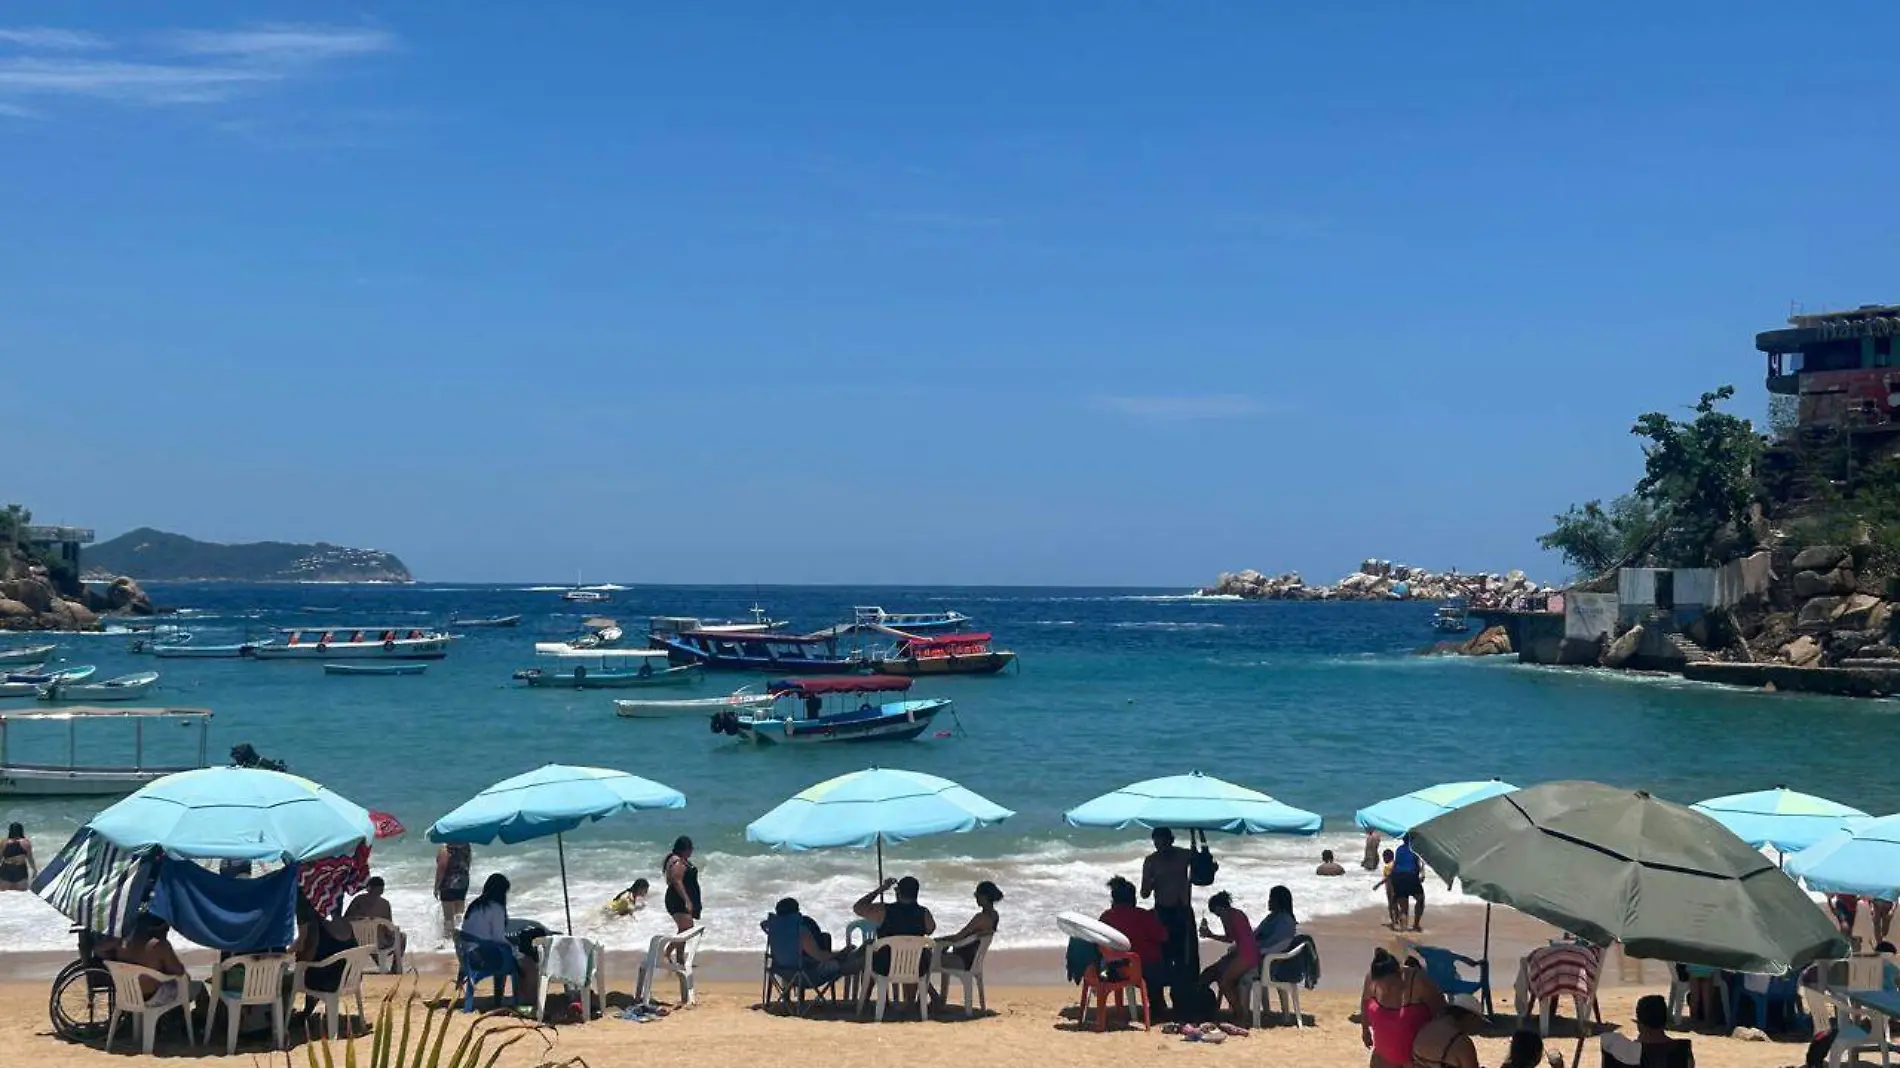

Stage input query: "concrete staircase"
[{"left": 1666, "top": 632, "right": 1716, "bottom": 664}]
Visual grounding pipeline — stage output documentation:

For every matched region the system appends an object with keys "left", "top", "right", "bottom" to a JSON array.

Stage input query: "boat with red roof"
[
  {"left": 872, "top": 631, "right": 1017, "bottom": 676},
  {"left": 708, "top": 675, "right": 949, "bottom": 744}
]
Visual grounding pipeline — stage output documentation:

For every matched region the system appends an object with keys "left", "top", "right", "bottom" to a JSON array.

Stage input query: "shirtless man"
[
  {"left": 343, "top": 876, "right": 404, "bottom": 971},
  {"left": 1140, "top": 827, "right": 1194, "bottom": 1015},
  {"left": 120, "top": 916, "right": 192, "bottom": 1002}
]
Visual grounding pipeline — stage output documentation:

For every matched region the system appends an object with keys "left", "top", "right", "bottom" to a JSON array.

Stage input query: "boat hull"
[
  {"left": 518, "top": 664, "right": 703, "bottom": 689},
  {"left": 324, "top": 663, "right": 428, "bottom": 676},
  {"left": 0, "top": 764, "right": 199, "bottom": 796},
  {"left": 0, "top": 644, "right": 57, "bottom": 665},
  {"left": 154, "top": 643, "right": 266, "bottom": 659},
  {"left": 39, "top": 674, "right": 159, "bottom": 703},
  {"left": 615, "top": 692, "right": 777, "bottom": 718},
  {"left": 730, "top": 698, "right": 947, "bottom": 744},
  {"left": 453, "top": 616, "right": 521, "bottom": 628},
  {"left": 254, "top": 639, "right": 450, "bottom": 660},
  {"left": 650, "top": 636, "right": 861, "bottom": 674},
  {"left": 873, "top": 651, "right": 1016, "bottom": 677}
]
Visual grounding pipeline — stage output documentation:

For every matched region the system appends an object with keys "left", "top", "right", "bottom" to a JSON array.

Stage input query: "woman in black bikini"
[
  {"left": 662, "top": 836, "right": 701, "bottom": 962},
  {"left": 0, "top": 823, "right": 34, "bottom": 891},
  {"left": 939, "top": 881, "right": 1003, "bottom": 970}
]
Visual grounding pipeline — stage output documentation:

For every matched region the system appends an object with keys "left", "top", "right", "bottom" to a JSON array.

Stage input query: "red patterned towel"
[
  {"left": 299, "top": 843, "right": 369, "bottom": 916},
  {"left": 1524, "top": 943, "right": 1603, "bottom": 1003}
]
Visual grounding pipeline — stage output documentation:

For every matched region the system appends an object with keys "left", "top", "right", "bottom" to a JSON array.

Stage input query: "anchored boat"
[
  {"left": 873, "top": 632, "right": 1017, "bottom": 676},
  {"left": 252, "top": 627, "right": 453, "bottom": 660},
  {"left": 1, "top": 665, "right": 95, "bottom": 698},
  {"left": 0, "top": 643, "right": 57, "bottom": 665},
  {"left": 614, "top": 687, "right": 777, "bottom": 719},
  {"left": 128, "top": 628, "right": 192, "bottom": 654},
  {"left": 1432, "top": 597, "right": 1472, "bottom": 634},
  {"left": 651, "top": 628, "right": 863, "bottom": 673},
  {"left": 648, "top": 607, "right": 784, "bottom": 644},
  {"left": 0, "top": 705, "right": 211, "bottom": 795},
  {"left": 40, "top": 671, "right": 159, "bottom": 703},
  {"left": 154, "top": 639, "right": 272, "bottom": 659},
  {"left": 708, "top": 675, "right": 949, "bottom": 745},
  {"left": 514, "top": 648, "right": 702, "bottom": 689},
  {"left": 324, "top": 663, "right": 428, "bottom": 677},
  {"left": 853, "top": 606, "right": 971, "bottom": 632},
  {"left": 451, "top": 614, "right": 522, "bottom": 628}
]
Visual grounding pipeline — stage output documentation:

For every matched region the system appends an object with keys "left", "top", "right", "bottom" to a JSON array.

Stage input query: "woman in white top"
[{"left": 460, "top": 874, "right": 538, "bottom": 1006}]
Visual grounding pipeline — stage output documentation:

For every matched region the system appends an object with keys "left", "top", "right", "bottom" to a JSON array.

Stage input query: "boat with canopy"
[
  {"left": 0, "top": 705, "right": 212, "bottom": 795},
  {"left": 652, "top": 628, "right": 863, "bottom": 673},
  {"left": 253, "top": 627, "right": 452, "bottom": 660},
  {"left": 708, "top": 675, "right": 949, "bottom": 744},
  {"left": 514, "top": 648, "right": 701, "bottom": 689},
  {"left": 872, "top": 631, "right": 1017, "bottom": 676}
]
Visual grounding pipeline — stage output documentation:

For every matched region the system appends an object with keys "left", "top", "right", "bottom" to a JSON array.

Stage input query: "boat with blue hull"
[
  {"left": 325, "top": 663, "right": 428, "bottom": 677},
  {"left": 853, "top": 607, "right": 971, "bottom": 632},
  {"left": 708, "top": 675, "right": 949, "bottom": 745},
  {"left": 0, "top": 665, "right": 96, "bottom": 698},
  {"left": 652, "top": 629, "right": 863, "bottom": 673}
]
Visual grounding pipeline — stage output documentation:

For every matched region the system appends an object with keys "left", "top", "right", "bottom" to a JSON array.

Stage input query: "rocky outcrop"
[
  {"left": 1206, "top": 560, "right": 1547, "bottom": 605},
  {"left": 102, "top": 576, "right": 156, "bottom": 616},
  {"left": 1603, "top": 625, "right": 1644, "bottom": 668},
  {"left": 0, "top": 542, "right": 156, "bottom": 631},
  {"left": 1459, "top": 625, "right": 1513, "bottom": 657}
]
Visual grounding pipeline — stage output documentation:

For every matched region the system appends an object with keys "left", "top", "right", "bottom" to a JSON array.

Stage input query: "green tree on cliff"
[
  {"left": 1541, "top": 386, "right": 1764, "bottom": 574},
  {"left": 0, "top": 503, "right": 26, "bottom": 547}
]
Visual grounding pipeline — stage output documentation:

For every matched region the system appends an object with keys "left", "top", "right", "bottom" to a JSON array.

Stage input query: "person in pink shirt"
[{"left": 1197, "top": 891, "right": 1259, "bottom": 1021}]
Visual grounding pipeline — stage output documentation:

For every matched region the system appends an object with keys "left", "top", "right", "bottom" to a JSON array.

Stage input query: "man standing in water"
[{"left": 1141, "top": 827, "right": 1194, "bottom": 1016}]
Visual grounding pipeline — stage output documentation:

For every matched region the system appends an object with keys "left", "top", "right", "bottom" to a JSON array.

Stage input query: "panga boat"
[
  {"left": 0, "top": 665, "right": 96, "bottom": 697},
  {"left": 451, "top": 614, "right": 522, "bottom": 628},
  {"left": 40, "top": 671, "right": 159, "bottom": 703},
  {"left": 650, "top": 629, "right": 863, "bottom": 673},
  {"left": 154, "top": 640, "right": 272, "bottom": 659},
  {"left": 873, "top": 632, "right": 1017, "bottom": 676},
  {"left": 708, "top": 676, "right": 949, "bottom": 745},
  {"left": 514, "top": 648, "right": 702, "bottom": 689},
  {"left": 252, "top": 628, "right": 452, "bottom": 660},
  {"left": 853, "top": 607, "right": 972, "bottom": 632},
  {"left": 1432, "top": 598, "right": 1472, "bottom": 634},
  {"left": 614, "top": 688, "right": 777, "bottom": 719},
  {"left": 129, "top": 628, "right": 192, "bottom": 654},
  {"left": 0, "top": 705, "right": 212, "bottom": 795},
  {"left": 563, "top": 588, "right": 611, "bottom": 603},
  {"left": 0, "top": 643, "right": 58, "bottom": 665},
  {"left": 543, "top": 618, "right": 624, "bottom": 651},
  {"left": 648, "top": 607, "right": 784, "bottom": 642},
  {"left": 324, "top": 663, "right": 428, "bottom": 677}
]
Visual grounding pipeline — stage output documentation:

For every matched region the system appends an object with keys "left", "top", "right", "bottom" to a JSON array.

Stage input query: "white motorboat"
[
  {"left": 614, "top": 688, "right": 776, "bottom": 719},
  {"left": 0, "top": 705, "right": 212, "bottom": 795},
  {"left": 252, "top": 627, "right": 452, "bottom": 660},
  {"left": 154, "top": 640, "right": 273, "bottom": 659},
  {"left": 563, "top": 589, "right": 611, "bottom": 603},
  {"left": 0, "top": 665, "right": 96, "bottom": 698},
  {"left": 0, "top": 643, "right": 57, "bottom": 665},
  {"left": 40, "top": 671, "right": 159, "bottom": 703},
  {"left": 514, "top": 648, "right": 701, "bottom": 689}
]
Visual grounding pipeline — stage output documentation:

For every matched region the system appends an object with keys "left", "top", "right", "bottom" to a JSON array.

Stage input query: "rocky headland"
[
  {"left": 85, "top": 528, "right": 413, "bottom": 584},
  {"left": 1204, "top": 559, "right": 1550, "bottom": 605},
  {"left": 1, "top": 544, "right": 157, "bottom": 631}
]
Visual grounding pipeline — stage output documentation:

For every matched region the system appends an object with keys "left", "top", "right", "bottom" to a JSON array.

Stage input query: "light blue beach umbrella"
[
  {"left": 746, "top": 766, "right": 1014, "bottom": 882},
  {"left": 428, "top": 764, "right": 686, "bottom": 932},
  {"left": 1355, "top": 779, "right": 1519, "bottom": 837},
  {"left": 1786, "top": 814, "right": 1900, "bottom": 899},
  {"left": 1063, "top": 770, "right": 1322, "bottom": 835},
  {"left": 87, "top": 766, "right": 375, "bottom": 863},
  {"left": 1691, "top": 786, "right": 1869, "bottom": 854}
]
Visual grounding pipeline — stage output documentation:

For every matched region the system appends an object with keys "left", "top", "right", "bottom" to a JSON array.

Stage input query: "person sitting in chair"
[
  {"left": 1411, "top": 992, "right": 1485, "bottom": 1068},
  {"left": 343, "top": 876, "right": 404, "bottom": 972},
  {"left": 849, "top": 876, "right": 936, "bottom": 983},
  {"left": 1602, "top": 994, "right": 1693, "bottom": 1067},
  {"left": 460, "top": 874, "right": 538, "bottom": 1007},
  {"left": 762, "top": 897, "right": 842, "bottom": 991}
]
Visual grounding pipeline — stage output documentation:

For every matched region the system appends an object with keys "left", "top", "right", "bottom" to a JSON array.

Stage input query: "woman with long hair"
[
  {"left": 662, "top": 836, "right": 701, "bottom": 963},
  {"left": 461, "top": 874, "right": 537, "bottom": 1007},
  {"left": 1361, "top": 948, "right": 1444, "bottom": 1068},
  {"left": 0, "top": 823, "right": 34, "bottom": 891}
]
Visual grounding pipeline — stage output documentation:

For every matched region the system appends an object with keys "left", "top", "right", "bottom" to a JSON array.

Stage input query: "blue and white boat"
[
  {"left": 0, "top": 664, "right": 96, "bottom": 698},
  {"left": 40, "top": 671, "right": 159, "bottom": 703},
  {"left": 853, "top": 607, "right": 971, "bottom": 632},
  {"left": 154, "top": 640, "right": 272, "bottom": 659},
  {"left": 324, "top": 663, "right": 428, "bottom": 677},
  {"left": 708, "top": 676, "right": 949, "bottom": 745},
  {"left": 514, "top": 648, "right": 702, "bottom": 689},
  {"left": 651, "top": 629, "right": 863, "bottom": 673},
  {"left": 128, "top": 628, "right": 192, "bottom": 654}
]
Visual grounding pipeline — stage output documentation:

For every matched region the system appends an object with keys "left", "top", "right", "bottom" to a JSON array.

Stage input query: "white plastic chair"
[
  {"left": 350, "top": 918, "right": 406, "bottom": 974},
  {"left": 291, "top": 945, "right": 375, "bottom": 1039},
  {"left": 637, "top": 925, "right": 705, "bottom": 1006},
  {"left": 206, "top": 953, "right": 289, "bottom": 1055},
  {"left": 842, "top": 919, "right": 878, "bottom": 1002},
  {"left": 857, "top": 935, "right": 932, "bottom": 1022},
  {"left": 1239, "top": 943, "right": 1312, "bottom": 1028},
  {"left": 103, "top": 960, "right": 195, "bottom": 1054},
  {"left": 1822, "top": 991, "right": 1881, "bottom": 1068},
  {"left": 533, "top": 935, "right": 606, "bottom": 1023},
  {"left": 1663, "top": 963, "right": 1730, "bottom": 1028},
  {"left": 934, "top": 934, "right": 991, "bottom": 1015}
]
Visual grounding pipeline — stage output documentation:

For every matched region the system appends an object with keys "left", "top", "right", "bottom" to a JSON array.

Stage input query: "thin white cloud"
[
  {"left": 0, "top": 23, "right": 393, "bottom": 113},
  {"left": 0, "top": 27, "right": 111, "bottom": 51},
  {"left": 1091, "top": 394, "right": 1270, "bottom": 420},
  {"left": 161, "top": 25, "right": 397, "bottom": 64}
]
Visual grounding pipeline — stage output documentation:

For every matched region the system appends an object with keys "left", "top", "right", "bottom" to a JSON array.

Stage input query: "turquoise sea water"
[{"left": 0, "top": 583, "right": 1891, "bottom": 954}]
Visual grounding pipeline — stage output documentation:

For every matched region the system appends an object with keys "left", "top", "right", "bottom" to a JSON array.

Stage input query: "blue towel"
[
  {"left": 151, "top": 858, "right": 298, "bottom": 952},
  {"left": 1065, "top": 937, "right": 1101, "bottom": 984}
]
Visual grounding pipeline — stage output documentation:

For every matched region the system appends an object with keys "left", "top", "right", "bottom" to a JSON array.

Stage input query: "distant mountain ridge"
[{"left": 84, "top": 528, "right": 413, "bottom": 583}]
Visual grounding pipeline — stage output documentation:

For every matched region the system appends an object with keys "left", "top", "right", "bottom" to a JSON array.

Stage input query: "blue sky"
[{"left": 3, "top": 4, "right": 1896, "bottom": 585}]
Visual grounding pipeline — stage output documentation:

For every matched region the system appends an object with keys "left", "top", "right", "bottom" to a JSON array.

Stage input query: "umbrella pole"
[
  {"left": 877, "top": 835, "right": 885, "bottom": 890},
  {"left": 558, "top": 832, "right": 573, "bottom": 935},
  {"left": 1481, "top": 903, "right": 1493, "bottom": 1016}
]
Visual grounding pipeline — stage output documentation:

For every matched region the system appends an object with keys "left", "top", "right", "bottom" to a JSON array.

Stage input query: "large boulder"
[
  {"left": 1459, "top": 625, "right": 1513, "bottom": 657},
  {"left": 1823, "top": 567, "right": 1859, "bottom": 595},
  {"left": 1603, "top": 624, "right": 1644, "bottom": 668},
  {"left": 0, "top": 598, "right": 32, "bottom": 622},
  {"left": 1793, "top": 545, "right": 1851, "bottom": 572},
  {"left": 1798, "top": 596, "right": 1847, "bottom": 629},
  {"left": 1872, "top": 600, "right": 1896, "bottom": 638},
  {"left": 104, "top": 576, "right": 156, "bottom": 615},
  {"left": 1835, "top": 594, "right": 1884, "bottom": 631},
  {"left": 0, "top": 578, "right": 54, "bottom": 614},
  {"left": 1783, "top": 635, "right": 1823, "bottom": 667},
  {"left": 1793, "top": 571, "right": 1836, "bottom": 599}
]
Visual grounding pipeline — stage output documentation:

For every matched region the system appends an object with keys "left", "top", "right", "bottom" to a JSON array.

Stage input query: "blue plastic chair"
[
  {"left": 454, "top": 934, "right": 519, "bottom": 1012},
  {"left": 1728, "top": 970, "right": 1806, "bottom": 1035},
  {"left": 1409, "top": 944, "right": 1493, "bottom": 1015}
]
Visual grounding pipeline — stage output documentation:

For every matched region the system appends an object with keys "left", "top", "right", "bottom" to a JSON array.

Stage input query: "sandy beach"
[{"left": 1, "top": 904, "right": 1818, "bottom": 1067}]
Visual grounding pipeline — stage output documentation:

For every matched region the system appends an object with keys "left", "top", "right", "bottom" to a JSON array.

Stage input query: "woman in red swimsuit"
[{"left": 1361, "top": 949, "right": 1445, "bottom": 1068}]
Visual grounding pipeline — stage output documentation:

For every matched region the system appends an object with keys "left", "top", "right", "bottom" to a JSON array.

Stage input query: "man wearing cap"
[{"left": 1410, "top": 993, "right": 1484, "bottom": 1068}]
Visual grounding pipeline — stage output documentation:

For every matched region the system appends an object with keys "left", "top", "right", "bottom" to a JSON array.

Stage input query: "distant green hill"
[{"left": 85, "top": 528, "right": 413, "bottom": 583}]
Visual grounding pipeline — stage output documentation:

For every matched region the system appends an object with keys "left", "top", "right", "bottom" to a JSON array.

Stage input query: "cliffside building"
[
  {"left": 1760, "top": 303, "right": 1900, "bottom": 433},
  {"left": 22, "top": 525, "right": 93, "bottom": 570}
]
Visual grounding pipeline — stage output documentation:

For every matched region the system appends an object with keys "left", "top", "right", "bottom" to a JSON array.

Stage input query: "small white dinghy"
[
  {"left": 614, "top": 688, "right": 776, "bottom": 719},
  {"left": 39, "top": 671, "right": 159, "bottom": 703}
]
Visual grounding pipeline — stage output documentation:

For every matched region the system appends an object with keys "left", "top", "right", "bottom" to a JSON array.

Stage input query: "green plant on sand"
[{"left": 294, "top": 982, "right": 585, "bottom": 1068}]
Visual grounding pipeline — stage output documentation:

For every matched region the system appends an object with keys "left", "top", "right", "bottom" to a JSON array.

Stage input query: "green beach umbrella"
[{"left": 1407, "top": 780, "right": 1847, "bottom": 974}]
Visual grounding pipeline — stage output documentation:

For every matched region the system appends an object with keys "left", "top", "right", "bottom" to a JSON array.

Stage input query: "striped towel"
[
  {"left": 1525, "top": 943, "right": 1603, "bottom": 1003},
  {"left": 299, "top": 843, "right": 369, "bottom": 916},
  {"left": 33, "top": 828, "right": 155, "bottom": 937}
]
